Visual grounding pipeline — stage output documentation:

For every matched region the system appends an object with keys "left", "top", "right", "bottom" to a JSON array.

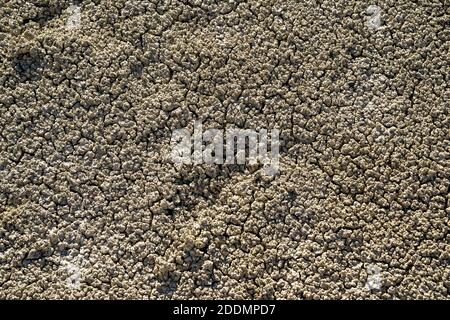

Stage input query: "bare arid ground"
[{"left": 0, "top": 0, "right": 449, "bottom": 299}]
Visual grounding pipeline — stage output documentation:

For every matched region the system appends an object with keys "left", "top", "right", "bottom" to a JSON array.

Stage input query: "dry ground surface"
[{"left": 0, "top": 0, "right": 449, "bottom": 299}]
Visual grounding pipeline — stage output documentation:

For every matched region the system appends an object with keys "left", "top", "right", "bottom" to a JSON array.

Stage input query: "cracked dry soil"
[{"left": 0, "top": 0, "right": 449, "bottom": 299}]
